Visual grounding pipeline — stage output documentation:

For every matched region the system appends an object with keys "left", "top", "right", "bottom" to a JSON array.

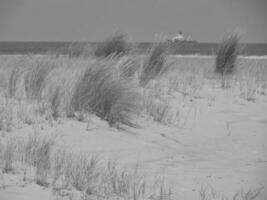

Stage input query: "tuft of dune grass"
[
  {"left": 21, "top": 132, "right": 55, "bottom": 186},
  {"left": 215, "top": 31, "right": 243, "bottom": 87},
  {"left": 0, "top": 99, "right": 14, "bottom": 132},
  {"left": 2, "top": 139, "right": 17, "bottom": 173},
  {"left": 7, "top": 55, "right": 56, "bottom": 100},
  {"left": 8, "top": 65, "right": 22, "bottom": 98},
  {"left": 70, "top": 57, "right": 140, "bottom": 127},
  {"left": 94, "top": 33, "right": 131, "bottom": 58},
  {"left": 8, "top": 56, "right": 30, "bottom": 98},
  {"left": 115, "top": 56, "right": 140, "bottom": 80},
  {"left": 49, "top": 86, "right": 62, "bottom": 119},
  {"left": 139, "top": 41, "right": 171, "bottom": 87},
  {"left": 24, "top": 58, "right": 56, "bottom": 100}
]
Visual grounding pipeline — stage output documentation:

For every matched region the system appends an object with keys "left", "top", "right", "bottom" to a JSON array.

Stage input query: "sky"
[{"left": 0, "top": 0, "right": 266, "bottom": 43}]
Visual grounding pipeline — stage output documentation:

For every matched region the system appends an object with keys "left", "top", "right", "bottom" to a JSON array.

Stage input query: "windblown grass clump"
[
  {"left": 24, "top": 58, "right": 55, "bottom": 100},
  {"left": 71, "top": 58, "right": 140, "bottom": 127},
  {"left": 215, "top": 32, "right": 242, "bottom": 87},
  {"left": 2, "top": 139, "right": 17, "bottom": 173},
  {"left": 106, "top": 162, "right": 148, "bottom": 199},
  {"left": 94, "top": 33, "right": 130, "bottom": 58},
  {"left": 23, "top": 133, "right": 55, "bottom": 186},
  {"left": 8, "top": 65, "right": 22, "bottom": 98},
  {"left": 115, "top": 56, "right": 140, "bottom": 80},
  {"left": 144, "top": 97, "right": 173, "bottom": 124},
  {"left": 8, "top": 56, "right": 30, "bottom": 98},
  {"left": 0, "top": 132, "right": 55, "bottom": 185},
  {"left": 49, "top": 86, "right": 62, "bottom": 119},
  {"left": 7, "top": 56, "right": 56, "bottom": 100},
  {"left": 140, "top": 41, "right": 171, "bottom": 86},
  {"left": 63, "top": 154, "right": 100, "bottom": 194},
  {"left": 0, "top": 99, "right": 14, "bottom": 132}
]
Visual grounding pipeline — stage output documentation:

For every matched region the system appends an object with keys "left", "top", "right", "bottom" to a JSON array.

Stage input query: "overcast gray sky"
[{"left": 0, "top": 0, "right": 266, "bottom": 42}]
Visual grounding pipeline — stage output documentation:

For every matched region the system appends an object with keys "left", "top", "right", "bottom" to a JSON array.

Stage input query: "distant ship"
[{"left": 167, "top": 31, "right": 198, "bottom": 44}]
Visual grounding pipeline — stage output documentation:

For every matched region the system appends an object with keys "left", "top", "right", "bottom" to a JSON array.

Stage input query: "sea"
[{"left": 0, "top": 41, "right": 267, "bottom": 56}]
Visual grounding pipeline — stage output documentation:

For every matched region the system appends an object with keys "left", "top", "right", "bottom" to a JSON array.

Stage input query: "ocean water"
[{"left": 0, "top": 41, "right": 267, "bottom": 56}]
